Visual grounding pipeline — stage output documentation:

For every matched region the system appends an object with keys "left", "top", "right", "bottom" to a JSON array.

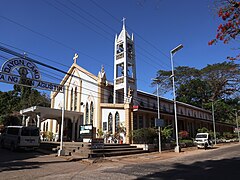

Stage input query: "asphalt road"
[{"left": 0, "top": 143, "right": 240, "bottom": 180}]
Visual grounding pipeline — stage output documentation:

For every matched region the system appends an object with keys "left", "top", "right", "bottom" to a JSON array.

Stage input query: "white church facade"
[{"left": 32, "top": 21, "right": 233, "bottom": 144}]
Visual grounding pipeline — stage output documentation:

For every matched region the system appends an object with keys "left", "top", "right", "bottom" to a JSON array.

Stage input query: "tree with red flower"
[{"left": 209, "top": 0, "right": 240, "bottom": 60}]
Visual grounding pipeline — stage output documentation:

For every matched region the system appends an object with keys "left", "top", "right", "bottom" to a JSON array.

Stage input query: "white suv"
[
  {"left": 0, "top": 126, "right": 40, "bottom": 151},
  {"left": 194, "top": 133, "right": 213, "bottom": 149}
]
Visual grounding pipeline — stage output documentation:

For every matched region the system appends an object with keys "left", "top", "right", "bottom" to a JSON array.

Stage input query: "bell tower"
[{"left": 113, "top": 18, "right": 137, "bottom": 104}]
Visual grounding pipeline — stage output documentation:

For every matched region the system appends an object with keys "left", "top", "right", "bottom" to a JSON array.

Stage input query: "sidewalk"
[{"left": 80, "top": 142, "right": 239, "bottom": 164}]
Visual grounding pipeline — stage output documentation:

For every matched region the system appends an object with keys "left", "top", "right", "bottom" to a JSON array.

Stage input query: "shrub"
[
  {"left": 223, "top": 132, "right": 234, "bottom": 139},
  {"left": 179, "top": 130, "right": 189, "bottom": 139},
  {"left": 161, "top": 125, "right": 173, "bottom": 143},
  {"left": 132, "top": 128, "right": 158, "bottom": 144}
]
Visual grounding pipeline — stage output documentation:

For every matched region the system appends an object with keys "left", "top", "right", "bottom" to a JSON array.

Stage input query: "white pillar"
[
  {"left": 37, "top": 114, "right": 41, "bottom": 128},
  {"left": 22, "top": 115, "right": 26, "bottom": 126},
  {"left": 26, "top": 117, "right": 30, "bottom": 127}
]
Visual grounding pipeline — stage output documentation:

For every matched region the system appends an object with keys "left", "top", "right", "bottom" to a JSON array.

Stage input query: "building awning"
[{"left": 20, "top": 106, "right": 83, "bottom": 121}]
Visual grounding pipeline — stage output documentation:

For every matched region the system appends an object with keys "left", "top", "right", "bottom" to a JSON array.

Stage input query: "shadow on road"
[
  {"left": 136, "top": 157, "right": 240, "bottom": 180},
  {"left": 0, "top": 148, "right": 66, "bottom": 173}
]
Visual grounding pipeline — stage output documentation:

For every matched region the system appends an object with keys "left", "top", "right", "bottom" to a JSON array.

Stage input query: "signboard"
[
  {"left": 80, "top": 124, "right": 93, "bottom": 142},
  {"left": 0, "top": 57, "right": 63, "bottom": 92},
  {"left": 155, "top": 118, "right": 165, "bottom": 127},
  {"left": 0, "top": 71, "right": 63, "bottom": 92}
]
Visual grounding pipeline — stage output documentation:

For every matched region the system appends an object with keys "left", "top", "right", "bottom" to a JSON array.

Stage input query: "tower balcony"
[
  {"left": 116, "top": 77, "right": 124, "bottom": 84},
  {"left": 116, "top": 52, "right": 124, "bottom": 60}
]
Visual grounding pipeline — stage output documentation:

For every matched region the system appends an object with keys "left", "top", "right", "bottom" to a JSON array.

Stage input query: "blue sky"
[{"left": 0, "top": 0, "right": 239, "bottom": 98}]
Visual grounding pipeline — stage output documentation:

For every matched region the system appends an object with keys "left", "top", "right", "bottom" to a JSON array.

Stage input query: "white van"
[
  {"left": 194, "top": 133, "right": 213, "bottom": 149},
  {"left": 0, "top": 126, "right": 40, "bottom": 151}
]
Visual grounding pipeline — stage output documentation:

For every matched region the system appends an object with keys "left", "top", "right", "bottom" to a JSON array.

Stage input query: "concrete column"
[
  {"left": 97, "top": 82, "right": 103, "bottom": 131},
  {"left": 124, "top": 103, "right": 133, "bottom": 144},
  {"left": 37, "top": 114, "right": 41, "bottom": 128},
  {"left": 22, "top": 115, "right": 26, "bottom": 126},
  {"left": 26, "top": 116, "right": 30, "bottom": 127}
]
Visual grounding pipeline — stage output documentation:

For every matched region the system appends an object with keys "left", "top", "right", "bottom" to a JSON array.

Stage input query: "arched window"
[
  {"left": 74, "top": 87, "right": 77, "bottom": 111},
  {"left": 43, "top": 122, "right": 46, "bottom": 132},
  {"left": 90, "top": 102, "right": 94, "bottom": 124},
  {"left": 46, "top": 122, "right": 48, "bottom": 132},
  {"left": 115, "top": 112, "right": 120, "bottom": 133},
  {"left": 70, "top": 88, "right": 74, "bottom": 110},
  {"left": 108, "top": 113, "right": 113, "bottom": 134},
  {"left": 85, "top": 102, "right": 89, "bottom": 124}
]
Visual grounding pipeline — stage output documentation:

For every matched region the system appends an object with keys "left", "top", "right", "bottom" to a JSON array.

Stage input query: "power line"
[
  {"left": 0, "top": 15, "right": 113, "bottom": 69},
  {"left": 0, "top": 45, "right": 152, "bottom": 105},
  {"left": 46, "top": 0, "right": 170, "bottom": 70},
  {"left": 89, "top": 0, "right": 172, "bottom": 69}
]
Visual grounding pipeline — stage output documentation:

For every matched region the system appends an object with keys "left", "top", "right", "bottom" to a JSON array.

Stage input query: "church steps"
[{"left": 39, "top": 142, "right": 149, "bottom": 158}]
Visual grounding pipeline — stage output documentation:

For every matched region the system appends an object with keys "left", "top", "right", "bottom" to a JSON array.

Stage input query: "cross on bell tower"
[{"left": 113, "top": 18, "right": 137, "bottom": 104}]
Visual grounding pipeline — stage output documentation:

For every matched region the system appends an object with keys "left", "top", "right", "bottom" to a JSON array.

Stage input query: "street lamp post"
[
  {"left": 58, "top": 86, "right": 65, "bottom": 156},
  {"left": 234, "top": 110, "right": 240, "bottom": 143},
  {"left": 170, "top": 44, "right": 183, "bottom": 153},
  {"left": 211, "top": 101, "right": 217, "bottom": 145},
  {"left": 152, "top": 78, "right": 161, "bottom": 153}
]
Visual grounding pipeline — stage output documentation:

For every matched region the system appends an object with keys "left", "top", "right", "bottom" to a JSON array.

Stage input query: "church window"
[
  {"left": 46, "top": 122, "right": 48, "bottom": 132},
  {"left": 43, "top": 122, "right": 46, "bottom": 132},
  {"left": 115, "top": 112, "right": 120, "bottom": 132},
  {"left": 85, "top": 102, "right": 89, "bottom": 124},
  {"left": 108, "top": 113, "right": 113, "bottom": 134},
  {"left": 70, "top": 88, "right": 74, "bottom": 111},
  {"left": 74, "top": 87, "right": 77, "bottom": 111},
  {"left": 90, "top": 102, "right": 94, "bottom": 124}
]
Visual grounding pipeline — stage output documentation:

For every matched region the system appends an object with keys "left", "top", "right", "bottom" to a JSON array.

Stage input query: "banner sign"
[
  {"left": 1, "top": 58, "right": 41, "bottom": 80},
  {"left": 0, "top": 57, "right": 63, "bottom": 92},
  {"left": 0, "top": 71, "right": 63, "bottom": 92}
]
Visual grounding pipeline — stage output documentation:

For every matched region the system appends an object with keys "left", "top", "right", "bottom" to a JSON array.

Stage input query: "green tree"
[
  {"left": 0, "top": 114, "right": 21, "bottom": 126},
  {"left": 177, "top": 78, "right": 211, "bottom": 107},
  {"left": 0, "top": 87, "right": 50, "bottom": 125},
  {"left": 152, "top": 61, "right": 239, "bottom": 124},
  {"left": 201, "top": 61, "right": 239, "bottom": 100}
]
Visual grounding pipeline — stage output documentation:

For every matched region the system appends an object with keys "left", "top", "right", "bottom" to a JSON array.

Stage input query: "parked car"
[
  {"left": 0, "top": 126, "right": 40, "bottom": 151},
  {"left": 194, "top": 133, "right": 213, "bottom": 149}
]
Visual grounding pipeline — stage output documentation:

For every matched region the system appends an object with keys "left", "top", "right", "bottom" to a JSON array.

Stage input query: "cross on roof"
[
  {"left": 122, "top": 17, "right": 126, "bottom": 30},
  {"left": 73, "top": 53, "right": 79, "bottom": 64}
]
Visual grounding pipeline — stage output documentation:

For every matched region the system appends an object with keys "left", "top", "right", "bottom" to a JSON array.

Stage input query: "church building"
[{"left": 35, "top": 21, "right": 233, "bottom": 144}]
